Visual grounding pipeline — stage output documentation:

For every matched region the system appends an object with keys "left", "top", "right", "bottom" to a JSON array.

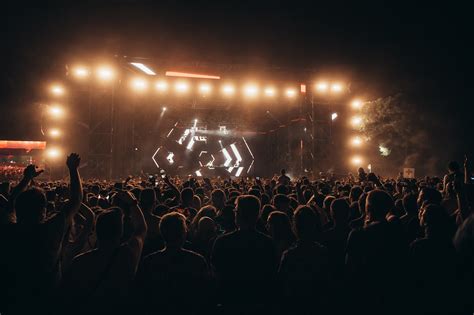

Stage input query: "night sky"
[{"left": 1, "top": 1, "right": 472, "bottom": 171}]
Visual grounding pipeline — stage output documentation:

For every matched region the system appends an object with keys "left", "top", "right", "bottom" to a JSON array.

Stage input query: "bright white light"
[
  {"left": 243, "top": 84, "right": 259, "bottom": 98},
  {"left": 49, "top": 129, "right": 61, "bottom": 138},
  {"left": 379, "top": 145, "right": 391, "bottom": 156},
  {"left": 351, "top": 136, "right": 362, "bottom": 147},
  {"left": 152, "top": 147, "right": 161, "bottom": 168},
  {"left": 351, "top": 99, "right": 363, "bottom": 110},
  {"left": 162, "top": 107, "right": 167, "bottom": 111},
  {"left": 264, "top": 87, "right": 276, "bottom": 97},
  {"left": 155, "top": 80, "right": 168, "bottom": 92},
  {"left": 230, "top": 143, "right": 242, "bottom": 165},
  {"left": 175, "top": 81, "right": 189, "bottom": 93},
  {"left": 331, "top": 83, "right": 343, "bottom": 93},
  {"left": 222, "top": 84, "right": 235, "bottom": 96},
  {"left": 166, "top": 152, "right": 175, "bottom": 164},
  {"left": 48, "top": 106, "right": 64, "bottom": 118},
  {"left": 130, "top": 62, "right": 156, "bottom": 75},
  {"left": 331, "top": 113, "right": 338, "bottom": 121},
  {"left": 186, "top": 138, "right": 195, "bottom": 150},
  {"left": 351, "top": 116, "right": 363, "bottom": 127},
  {"left": 285, "top": 88, "right": 297, "bottom": 98},
  {"left": 199, "top": 83, "right": 212, "bottom": 95},
  {"left": 195, "top": 170, "right": 203, "bottom": 177},
  {"left": 235, "top": 167, "right": 244, "bottom": 177},
  {"left": 351, "top": 156, "right": 363, "bottom": 166},
  {"left": 222, "top": 148, "right": 233, "bottom": 167},
  {"left": 130, "top": 77, "right": 148, "bottom": 91},
  {"left": 316, "top": 82, "right": 329, "bottom": 92},
  {"left": 96, "top": 66, "right": 115, "bottom": 81},
  {"left": 72, "top": 66, "right": 89, "bottom": 78},
  {"left": 50, "top": 84, "right": 65, "bottom": 96},
  {"left": 46, "top": 148, "right": 61, "bottom": 159}
]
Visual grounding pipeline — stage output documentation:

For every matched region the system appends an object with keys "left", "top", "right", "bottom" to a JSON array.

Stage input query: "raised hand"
[
  {"left": 23, "top": 164, "right": 44, "bottom": 180},
  {"left": 66, "top": 153, "right": 81, "bottom": 170}
]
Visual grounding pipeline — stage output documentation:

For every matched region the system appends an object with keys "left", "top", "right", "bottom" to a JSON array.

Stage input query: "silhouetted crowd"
[{"left": 0, "top": 154, "right": 473, "bottom": 315}]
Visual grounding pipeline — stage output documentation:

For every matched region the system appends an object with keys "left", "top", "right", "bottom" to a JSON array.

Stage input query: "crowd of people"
[{"left": 0, "top": 153, "right": 473, "bottom": 315}]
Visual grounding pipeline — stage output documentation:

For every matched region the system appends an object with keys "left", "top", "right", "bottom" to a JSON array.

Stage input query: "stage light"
[
  {"left": 72, "top": 66, "right": 89, "bottom": 79},
  {"left": 199, "top": 83, "right": 212, "bottom": 95},
  {"left": 243, "top": 84, "right": 259, "bottom": 98},
  {"left": 222, "top": 84, "right": 235, "bottom": 96},
  {"left": 49, "top": 128, "right": 61, "bottom": 138},
  {"left": 331, "top": 113, "right": 338, "bottom": 121},
  {"left": 175, "top": 81, "right": 189, "bottom": 94},
  {"left": 350, "top": 136, "right": 362, "bottom": 147},
  {"left": 50, "top": 84, "right": 65, "bottom": 96},
  {"left": 130, "top": 62, "right": 156, "bottom": 75},
  {"left": 96, "top": 66, "right": 115, "bottom": 81},
  {"left": 130, "top": 77, "right": 148, "bottom": 92},
  {"left": 351, "top": 99, "right": 363, "bottom": 110},
  {"left": 166, "top": 71, "right": 220, "bottom": 80},
  {"left": 48, "top": 105, "right": 64, "bottom": 118},
  {"left": 331, "top": 83, "right": 343, "bottom": 93},
  {"left": 46, "top": 148, "right": 61, "bottom": 159},
  {"left": 264, "top": 87, "right": 276, "bottom": 97},
  {"left": 162, "top": 107, "right": 167, "bottom": 111},
  {"left": 285, "top": 88, "right": 297, "bottom": 98},
  {"left": 351, "top": 116, "right": 363, "bottom": 127},
  {"left": 155, "top": 80, "right": 168, "bottom": 92},
  {"left": 379, "top": 145, "right": 391, "bottom": 156},
  {"left": 351, "top": 155, "right": 363, "bottom": 166},
  {"left": 316, "top": 82, "right": 329, "bottom": 92}
]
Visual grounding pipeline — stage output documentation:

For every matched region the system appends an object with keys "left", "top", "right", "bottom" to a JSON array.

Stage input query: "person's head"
[
  {"left": 447, "top": 161, "right": 460, "bottom": 174},
  {"left": 211, "top": 189, "right": 226, "bottom": 208},
  {"left": 197, "top": 216, "right": 217, "bottom": 239},
  {"left": 417, "top": 187, "right": 442, "bottom": 207},
  {"left": 160, "top": 212, "right": 187, "bottom": 248},
  {"left": 181, "top": 187, "right": 194, "bottom": 205},
  {"left": 323, "top": 195, "right": 336, "bottom": 211},
  {"left": 349, "top": 186, "right": 363, "bottom": 204},
  {"left": 419, "top": 204, "right": 451, "bottom": 238},
  {"left": 365, "top": 189, "right": 394, "bottom": 222},
  {"left": 402, "top": 193, "right": 418, "bottom": 215},
  {"left": 260, "top": 204, "right": 276, "bottom": 225},
  {"left": 235, "top": 195, "right": 260, "bottom": 229},
  {"left": 273, "top": 194, "right": 291, "bottom": 212},
  {"left": 140, "top": 188, "right": 156, "bottom": 212},
  {"left": 294, "top": 205, "right": 321, "bottom": 241},
  {"left": 15, "top": 188, "right": 47, "bottom": 224},
  {"left": 330, "top": 198, "right": 350, "bottom": 225},
  {"left": 266, "top": 211, "right": 294, "bottom": 241},
  {"left": 281, "top": 169, "right": 286, "bottom": 175},
  {"left": 96, "top": 207, "right": 124, "bottom": 246}
]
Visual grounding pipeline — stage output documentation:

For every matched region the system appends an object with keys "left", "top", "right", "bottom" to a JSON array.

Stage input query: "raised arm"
[
  {"left": 9, "top": 165, "right": 43, "bottom": 203},
  {"left": 63, "top": 153, "right": 83, "bottom": 222},
  {"left": 163, "top": 175, "right": 180, "bottom": 199}
]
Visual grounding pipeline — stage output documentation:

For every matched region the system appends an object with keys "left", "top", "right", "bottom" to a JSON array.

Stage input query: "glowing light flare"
[
  {"left": 49, "top": 129, "right": 61, "bottom": 138},
  {"left": 96, "top": 66, "right": 115, "bottom": 81},
  {"left": 48, "top": 106, "right": 64, "bottom": 118},
  {"left": 198, "top": 83, "right": 212, "bottom": 95},
  {"left": 243, "top": 84, "right": 259, "bottom": 98},
  {"left": 155, "top": 80, "right": 168, "bottom": 92},
  {"left": 331, "top": 113, "right": 338, "bottom": 121},
  {"left": 222, "top": 148, "right": 233, "bottom": 167},
  {"left": 175, "top": 81, "right": 190, "bottom": 94},
  {"left": 50, "top": 84, "right": 65, "bottom": 96},
  {"left": 222, "top": 84, "right": 235, "bottom": 96},
  {"left": 130, "top": 77, "right": 149, "bottom": 92},
  {"left": 264, "top": 87, "right": 276, "bottom": 97},
  {"left": 350, "top": 116, "right": 363, "bottom": 127},
  {"left": 331, "top": 83, "right": 343, "bottom": 93},
  {"left": 165, "top": 71, "right": 220, "bottom": 80},
  {"left": 351, "top": 156, "right": 363, "bottom": 166},
  {"left": 235, "top": 167, "right": 244, "bottom": 177},
  {"left": 72, "top": 66, "right": 89, "bottom": 78},
  {"left": 316, "top": 82, "right": 329, "bottom": 92},
  {"left": 285, "top": 88, "right": 297, "bottom": 98},
  {"left": 350, "top": 136, "right": 363, "bottom": 147},
  {"left": 46, "top": 148, "right": 61, "bottom": 159},
  {"left": 230, "top": 143, "right": 242, "bottom": 165},
  {"left": 351, "top": 99, "right": 363, "bottom": 110}
]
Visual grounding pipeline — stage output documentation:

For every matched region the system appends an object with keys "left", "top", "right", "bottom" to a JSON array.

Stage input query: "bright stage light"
[
  {"left": 316, "top": 82, "right": 329, "bottom": 92},
  {"left": 285, "top": 88, "right": 297, "bottom": 98},
  {"left": 243, "top": 84, "right": 259, "bottom": 98},
  {"left": 175, "top": 81, "right": 189, "bottom": 94},
  {"left": 50, "top": 84, "right": 65, "bottom": 96},
  {"left": 130, "top": 62, "right": 156, "bottom": 75},
  {"left": 130, "top": 77, "right": 148, "bottom": 92},
  {"left": 199, "top": 83, "right": 212, "bottom": 95},
  {"left": 350, "top": 136, "right": 363, "bottom": 147},
  {"left": 49, "top": 128, "right": 61, "bottom": 138},
  {"left": 46, "top": 148, "right": 61, "bottom": 159},
  {"left": 331, "top": 83, "right": 343, "bottom": 93},
  {"left": 351, "top": 116, "right": 363, "bottom": 127},
  {"left": 165, "top": 71, "right": 220, "bottom": 80},
  {"left": 48, "top": 105, "right": 64, "bottom": 118},
  {"left": 72, "top": 66, "right": 89, "bottom": 79},
  {"left": 222, "top": 84, "right": 235, "bottom": 96},
  {"left": 264, "top": 87, "right": 276, "bottom": 97},
  {"left": 331, "top": 112, "right": 338, "bottom": 121},
  {"left": 96, "top": 66, "right": 115, "bottom": 81},
  {"left": 351, "top": 99, "right": 363, "bottom": 110},
  {"left": 162, "top": 107, "right": 167, "bottom": 111},
  {"left": 351, "top": 155, "right": 363, "bottom": 166},
  {"left": 155, "top": 80, "right": 168, "bottom": 92}
]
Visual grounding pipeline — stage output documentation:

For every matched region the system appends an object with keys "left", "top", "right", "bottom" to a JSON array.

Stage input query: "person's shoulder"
[
  {"left": 215, "top": 229, "right": 238, "bottom": 242},
  {"left": 72, "top": 248, "right": 99, "bottom": 265},
  {"left": 182, "top": 248, "right": 207, "bottom": 264}
]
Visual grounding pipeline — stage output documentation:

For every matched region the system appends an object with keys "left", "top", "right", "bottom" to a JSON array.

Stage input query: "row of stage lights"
[{"left": 348, "top": 99, "right": 367, "bottom": 168}]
